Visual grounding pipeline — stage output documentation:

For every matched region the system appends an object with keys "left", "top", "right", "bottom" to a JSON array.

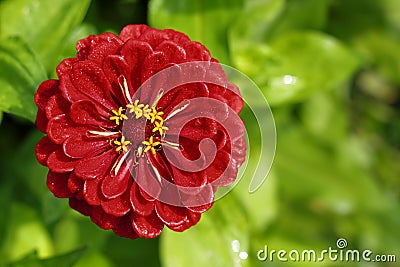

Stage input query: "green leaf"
[
  {"left": 73, "top": 250, "right": 113, "bottom": 267},
  {"left": 103, "top": 236, "right": 160, "bottom": 267},
  {"left": 326, "top": 0, "right": 385, "bottom": 42},
  {"left": 9, "top": 130, "right": 48, "bottom": 202},
  {"left": 149, "top": 0, "right": 243, "bottom": 63},
  {"left": 160, "top": 195, "right": 250, "bottom": 267},
  {"left": 273, "top": 125, "right": 390, "bottom": 214},
  {"left": 232, "top": 31, "right": 359, "bottom": 105},
  {"left": 383, "top": 0, "right": 400, "bottom": 32},
  {"left": 1, "top": 247, "right": 86, "bottom": 267},
  {"left": 325, "top": 0, "right": 400, "bottom": 85},
  {"left": 267, "top": 0, "right": 329, "bottom": 38},
  {"left": 0, "top": 37, "right": 46, "bottom": 121},
  {"left": 229, "top": 0, "right": 285, "bottom": 44},
  {"left": 230, "top": 0, "right": 329, "bottom": 45},
  {"left": 248, "top": 122, "right": 399, "bottom": 264},
  {"left": 0, "top": 0, "right": 91, "bottom": 71},
  {"left": 300, "top": 89, "right": 350, "bottom": 143},
  {"left": 354, "top": 30, "right": 400, "bottom": 84},
  {"left": 0, "top": 180, "right": 13, "bottom": 250},
  {"left": 232, "top": 171, "right": 277, "bottom": 233},
  {"left": 0, "top": 203, "right": 54, "bottom": 263},
  {"left": 53, "top": 218, "right": 80, "bottom": 254}
]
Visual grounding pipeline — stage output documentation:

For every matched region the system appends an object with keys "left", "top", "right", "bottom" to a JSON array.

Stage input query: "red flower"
[{"left": 35, "top": 24, "right": 246, "bottom": 239}]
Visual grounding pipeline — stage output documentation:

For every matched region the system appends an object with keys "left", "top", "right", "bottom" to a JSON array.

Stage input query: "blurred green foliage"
[{"left": 0, "top": 0, "right": 399, "bottom": 266}]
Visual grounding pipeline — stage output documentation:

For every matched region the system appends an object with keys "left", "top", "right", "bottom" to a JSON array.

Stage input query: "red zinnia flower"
[{"left": 35, "top": 24, "right": 246, "bottom": 239}]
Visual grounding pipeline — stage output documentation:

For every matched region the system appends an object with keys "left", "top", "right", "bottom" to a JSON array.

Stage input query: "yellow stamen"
[
  {"left": 142, "top": 136, "right": 161, "bottom": 155},
  {"left": 114, "top": 136, "right": 131, "bottom": 153},
  {"left": 110, "top": 107, "right": 128, "bottom": 125},
  {"left": 143, "top": 104, "right": 151, "bottom": 119},
  {"left": 149, "top": 107, "right": 164, "bottom": 123},
  {"left": 152, "top": 120, "right": 169, "bottom": 135},
  {"left": 126, "top": 100, "right": 144, "bottom": 119}
]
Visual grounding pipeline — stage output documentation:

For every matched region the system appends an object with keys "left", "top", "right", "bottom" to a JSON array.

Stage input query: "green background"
[{"left": 0, "top": 0, "right": 399, "bottom": 266}]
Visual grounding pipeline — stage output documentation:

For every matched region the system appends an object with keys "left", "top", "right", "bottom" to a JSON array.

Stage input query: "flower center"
[
  {"left": 109, "top": 100, "right": 168, "bottom": 155},
  {"left": 88, "top": 76, "right": 185, "bottom": 176}
]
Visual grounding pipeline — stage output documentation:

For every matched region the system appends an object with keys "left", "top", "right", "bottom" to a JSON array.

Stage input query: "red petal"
[
  {"left": 157, "top": 83, "right": 209, "bottom": 116},
  {"left": 101, "top": 162, "right": 131, "bottom": 199},
  {"left": 165, "top": 94, "right": 229, "bottom": 136},
  {"left": 74, "top": 149, "right": 117, "bottom": 180},
  {"left": 208, "top": 82, "right": 244, "bottom": 114},
  {"left": 163, "top": 109, "right": 223, "bottom": 150},
  {"left": 47, "top": 150, "right": 77, "bottom": 173},
  {"left": 119, "top": 39, "right": 153, "bottom": 92},
  {"left": 102, "top": 55, "right": 130, "bottom": 106},
  {"left": 112, "top": 213, "right": 139, "bottom": 239},
  {"left": 47, "top": 114, "right": 90, "bottom": 144},
  {"left": 210, "top": 140, "right": 245, "bottom": 187},
  {"left": 158, "top": 140, "right": 210, "bottom": 188},
  {"left": 63, "top": 135, "right": 109, "bottom": 159},
  {"left": 101, "top": 190, "right": 131, "bottom": 217},
  {"left": 34, "top": 80, "right": 59, "bottom": 111},
  {"left": 141, "top": 51, "right": 168, "bottom": 84},
  {"left": 35, "top": 80, "right": 59, "bottom": 133},
  {"left": 119, "top": 24, "right": 149, "bottom": 41},
  {"left": 156, "top": 41, "right": 186, "bottom": 63},
  {"left": 147, "top": 152, "right": 173, "bottom": 183},
  {"left": 202, "top": 150, "right": 231, "bottom": 184},
  {"left": 168, "top": 158, "right": 207, "bottom": 188},
  {"left": 213, "top": 129, "right": 228, "bottom": 151},
  {"left": 184, "top": 42, "right": 211, "bottom": 61},
  {"left": 135, "top": 157, "right": 161, "bottom": 200},
  {"left": 167, "top": 211, "right": 201, "bottom": 232},
  {"left": 90, "top": 205, "right": 119, "bottom": 230},
  {"left": 132, "top": 210, "right": 164, "bottom": 238},
  {"left": 76, "top": 32, "right": 123, "bottom": 64},
  {"left": 69, "top": 197, "right": 91, "bottom": 216},
  {"left": 69, "top": 100, "right": 114, "bottom": 128},
  {"left": 68, "top": 172, "right": 83, "bottom": 195},
  {"left": 130, "top": 182, "right": 155, "bottom": 217},
  {"left": 45, "top": 94, "right": 70, "bottom": 120},
  {"left": 69, "top": 61, "right": 118, "bottom": 111},
  {"left": 83, "top": 178, "right": 102, "bottom": 205},
  {"left": 165, "top": 29, "right": 191, "bottom": 46},
  {"left": 56, "top": 58, "right": 77, "bottom": 77},
  {"left": 232, "top": 135, "right": 246, "bottom": 167},
  {"left": 155, "top": 201, "right": 187, "bottom": 227},
  {"left": 179, "top": 119, "right": 219, "bottom": 145},
  {"left": 60, "top": 71, "right": 94, "bottom": 108},
  {"left": 120, "top": 39, "right": 153, "bottom": 67},
  {"left": 47, "top": 172, "right": 73, "bottom": 198},
  {"left": 180, "top": 184, "right": 214, "bottom": 213},
  {"left": 35, "top": 136, "right": 59, "bottom": 166},
  {"left": 138, "top": 28, "right": 170, "bottom": 49}
]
